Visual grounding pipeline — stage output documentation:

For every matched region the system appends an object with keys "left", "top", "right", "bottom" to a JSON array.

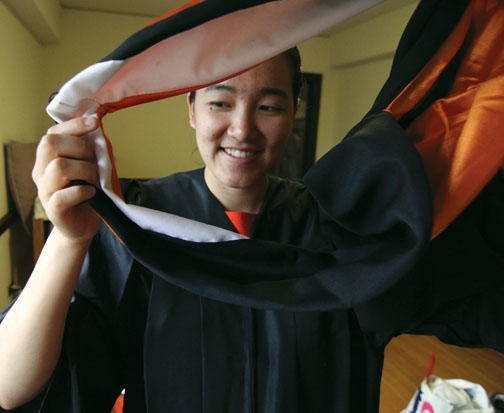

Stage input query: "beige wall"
[
  {"left": 323, "top": 2, "right": 419, "bottom": 149},
  {"left": 0, "top": 3, "right": 48, "bottom": 308},
  {"left": 0, "top": 2, "right": 419, "bottom": 307}
]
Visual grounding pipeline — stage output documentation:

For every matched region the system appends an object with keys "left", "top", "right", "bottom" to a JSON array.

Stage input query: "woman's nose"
[{"left": 228, "top": 109, "right": 257, "bottom": 141}]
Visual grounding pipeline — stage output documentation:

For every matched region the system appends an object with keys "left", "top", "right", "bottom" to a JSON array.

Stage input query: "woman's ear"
[{"left": 187, "top": 93, "right": 196, "bottom": 129}]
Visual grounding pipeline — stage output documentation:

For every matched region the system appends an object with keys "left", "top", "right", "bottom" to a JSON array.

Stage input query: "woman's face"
[{"left": 188, "top": 54, "right": 295, "bottom": 195}]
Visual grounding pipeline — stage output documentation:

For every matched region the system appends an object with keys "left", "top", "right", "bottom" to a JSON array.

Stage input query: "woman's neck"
[{"left": 204, "top": 168, "right": 268, "bottom": 213}]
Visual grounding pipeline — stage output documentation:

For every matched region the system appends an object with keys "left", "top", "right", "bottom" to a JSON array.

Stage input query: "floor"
[{"left": 380, "top": 334, "right": 504, "bottom": 412}]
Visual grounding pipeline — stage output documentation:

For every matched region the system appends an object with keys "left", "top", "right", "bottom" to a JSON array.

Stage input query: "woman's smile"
[
  {"left": 221, "top": 147, "right": 263, "bottom": 160},
  {"left": 187, "top": 53, "right": 296, "bottom": 211}
]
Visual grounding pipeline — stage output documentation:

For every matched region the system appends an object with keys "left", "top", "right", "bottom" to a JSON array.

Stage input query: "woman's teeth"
[{"left": 223, "top": 148, "right": 256, "bottom": 158}]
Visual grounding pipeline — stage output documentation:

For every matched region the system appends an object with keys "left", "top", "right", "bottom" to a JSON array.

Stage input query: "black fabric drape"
[{"left": 88, "top": 110, "right": 432, "bottom": 311}]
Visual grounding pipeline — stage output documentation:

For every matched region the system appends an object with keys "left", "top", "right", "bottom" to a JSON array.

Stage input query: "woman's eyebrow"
[
  {"left": 204, "top": 84, "right": 235, "bottom": 93},
  {"left": 203, "top": 85, "right": 288, "bottom": 100},
  {"left": 259, "top": 87, "right": 289, "bottom": 100}
]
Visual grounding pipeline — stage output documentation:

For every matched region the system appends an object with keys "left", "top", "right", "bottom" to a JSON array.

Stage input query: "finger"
[
  {"left": 38, "top": 158, "right": 98, "bottom": 200},
  {"left": 33, "top": 133, "right": 96, "bottom": 182},
  {"left": 37, "top": 132, "right": 96, "bottom": 163},
  {"left": 47, "top": 185, "right": 97, "bottom": 214},
  {"left": 47, "top": 116, "right": 99, "bottom": 136}
]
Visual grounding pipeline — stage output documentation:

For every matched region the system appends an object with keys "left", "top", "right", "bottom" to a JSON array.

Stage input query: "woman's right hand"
[
  {"left": 0, "top": 116, "right": 104, "bottom": 410},
  {"left": 32, "top": 116, "right": 101, "bottom": 244}
]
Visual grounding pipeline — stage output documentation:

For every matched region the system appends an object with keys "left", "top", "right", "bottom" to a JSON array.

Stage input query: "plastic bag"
[{"left": 401, "top": 355, "right": 494, "bottom": 413}]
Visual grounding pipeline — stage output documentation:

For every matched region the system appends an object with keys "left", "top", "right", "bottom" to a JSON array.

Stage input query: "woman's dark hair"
[
  {"left": 285, "top": 46, "right": 303, "bottom": 105},
  {"left": 189, "top": 46, "right": 302, "bottom": 106}
]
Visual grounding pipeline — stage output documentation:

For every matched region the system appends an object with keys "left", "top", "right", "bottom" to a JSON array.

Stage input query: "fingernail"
[{"left": 83, "top": 116, "right": 96, "bottom": 127}]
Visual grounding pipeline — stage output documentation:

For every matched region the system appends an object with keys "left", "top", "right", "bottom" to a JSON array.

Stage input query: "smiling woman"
[{"left": 188, "top": 54, "right": 297, "bottom": 213}]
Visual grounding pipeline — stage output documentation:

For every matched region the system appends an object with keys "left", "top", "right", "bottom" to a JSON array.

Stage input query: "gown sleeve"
[{"left": 354, "top": 169, "right": 504, "bottom": 350}]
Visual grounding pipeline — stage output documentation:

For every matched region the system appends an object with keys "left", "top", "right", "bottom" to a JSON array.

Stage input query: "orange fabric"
[
  {"left": 225, "top": 211, "right": 257, "bottom": 237},
  {"left": 385, "top": 2, "right": 473, "bottom": 120},
  {"left": 387, "top": 0, "right": 504, "bottom": 238},
  {"left": 92, "top": 208, "right": 125, "bottom": 246},
  {"left": 111, "top": 394, "right": 124, "bottom": 413}
]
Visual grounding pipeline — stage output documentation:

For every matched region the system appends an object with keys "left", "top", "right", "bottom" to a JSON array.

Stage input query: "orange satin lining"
[
  {"left": 386, "top": 0, "right": 504, "bottom": 238},
  {"left": 111, "top": 393, "right": 124, "bottom": 413}
]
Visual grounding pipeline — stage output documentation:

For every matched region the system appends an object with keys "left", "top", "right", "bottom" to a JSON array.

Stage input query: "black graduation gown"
[{"left": 2, "top": 168, "right": 502, "bottom": 413}]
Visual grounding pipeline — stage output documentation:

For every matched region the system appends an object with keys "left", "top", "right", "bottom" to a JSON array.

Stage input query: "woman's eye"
[
  {"left": 259, "top": 105, "right": 284, "bottom": 113},
  {"left": 209, "top": 101, "right": 231, "bottom": 109}
]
